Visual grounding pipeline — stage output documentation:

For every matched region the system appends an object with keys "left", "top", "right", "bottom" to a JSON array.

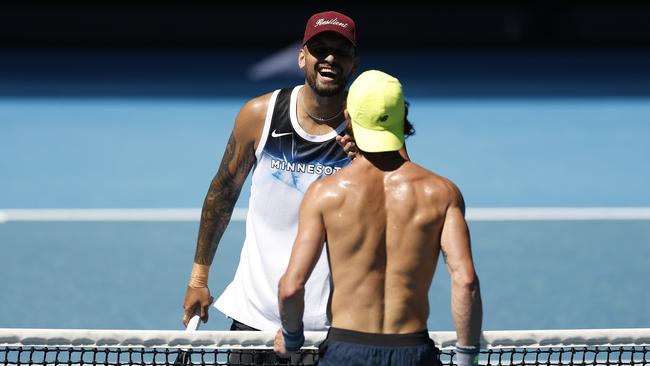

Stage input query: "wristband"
[
  {"left": 282, "top": 323, "right": 305, "bottom": 352},
  {"left": 455, "top": 343, "right": 480, "bottom": 366},
  {"left": 188, "top": 263, "right": 209, "bottom": 288}
]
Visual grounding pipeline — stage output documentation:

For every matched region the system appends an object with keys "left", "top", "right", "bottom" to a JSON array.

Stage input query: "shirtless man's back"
[
  {"left": 275, "top": 70, "right": 482, "bottom": 366},
  {"left": 320, "top": 153, "right": 456, "bottom": 334}
]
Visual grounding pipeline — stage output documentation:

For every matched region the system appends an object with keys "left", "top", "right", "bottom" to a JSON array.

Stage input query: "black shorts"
[
  {"left": 318, "top": 327, "right": 441, "bottom": 366},
  {"left": 227, "top": 318, "right": 317, "bottom": 366}
]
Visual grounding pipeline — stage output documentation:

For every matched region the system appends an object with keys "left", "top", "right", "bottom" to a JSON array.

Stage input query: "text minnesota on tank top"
[{"left": 214, "top": 86, "right": 350, "bottom": 331}]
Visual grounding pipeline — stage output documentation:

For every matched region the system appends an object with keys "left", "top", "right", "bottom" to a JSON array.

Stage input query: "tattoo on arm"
[{"left": 194, "top": 132, "right": 256, "bottom": 265}]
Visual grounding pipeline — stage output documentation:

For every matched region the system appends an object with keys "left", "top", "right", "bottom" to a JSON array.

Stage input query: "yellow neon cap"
[{"left": 347, "top": 70, "right": 405, "bottom": 152}]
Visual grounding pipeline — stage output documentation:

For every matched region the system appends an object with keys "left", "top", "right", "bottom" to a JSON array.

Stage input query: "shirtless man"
[{"left": 274, "top": 70, "right": 483, "bottom": 366}]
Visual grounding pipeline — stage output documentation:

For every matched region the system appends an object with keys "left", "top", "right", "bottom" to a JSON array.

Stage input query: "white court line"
[
  {"left": 1, "top": 207, "right": 650, "bottom": 222},
  {"left": 468, "top": 207, "right": 650, "bottom": 221},
  {"left": 0, "top": 208, "right": 243, "bottom": 223}
]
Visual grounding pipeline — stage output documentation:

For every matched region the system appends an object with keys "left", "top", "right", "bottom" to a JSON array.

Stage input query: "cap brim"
[
  {"left": 351, "top": 121, "right": 404, "bottom": 153},
  {"left": 304, "top": 29, "right": 356, "bottom": 47}
]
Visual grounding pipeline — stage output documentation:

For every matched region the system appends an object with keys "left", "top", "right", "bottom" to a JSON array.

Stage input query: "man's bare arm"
[
  {"left": 278, "top": 183, "right": 327, "bottom": 331},
  {"left": 182, "top": 97, "right": 265, "bottom": 325},
  {"left": 275, "top": 184, "right": 326, "bottom": 355},
  {"left": 194, "top": 130, "right": 255, "bottom": 265},
  {"left": 440, "top": 185, "right": 482, "bottom": 347}
]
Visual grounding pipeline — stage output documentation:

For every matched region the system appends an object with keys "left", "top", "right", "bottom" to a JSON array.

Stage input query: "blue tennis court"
[{"left": 1, "top": 220, "right": 649, "bottom": 331}]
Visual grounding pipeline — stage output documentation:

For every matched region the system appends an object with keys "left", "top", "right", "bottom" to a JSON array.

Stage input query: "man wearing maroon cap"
[
  {"left": 181, "top": 10, "right": 359, "bottom": 365},
  {"left": 303, "top": 10, "right": 356, "bottom": 47}
]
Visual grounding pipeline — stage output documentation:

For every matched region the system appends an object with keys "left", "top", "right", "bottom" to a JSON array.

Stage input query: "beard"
[{"left": 305, "top": 68, "right": 349, "bottom": 97}]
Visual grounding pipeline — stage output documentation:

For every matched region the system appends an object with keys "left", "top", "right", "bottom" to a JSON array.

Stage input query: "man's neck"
[
  {"left": 360, "top": 150, "right": 407, "bottom": 172},
  {"left": 300, "top": 85, "right": 346, "bottom": 131}
]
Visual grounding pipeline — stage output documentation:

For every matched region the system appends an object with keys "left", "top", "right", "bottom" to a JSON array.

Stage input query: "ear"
[
  {"left": 351, "top": 54, "right": 360, "bottom": 75},
  {"left": 298, "top": 47, "right": 306, "bottom": 70}
]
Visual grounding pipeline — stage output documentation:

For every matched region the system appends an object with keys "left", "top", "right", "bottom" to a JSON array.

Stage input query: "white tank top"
[{"left": 214, "top": 86, "right": 350, "bottom": 331}]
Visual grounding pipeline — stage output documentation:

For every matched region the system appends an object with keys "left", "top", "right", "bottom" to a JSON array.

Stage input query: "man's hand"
[
  {"left": 273, "top": 328, "right": 289, "bottom": 357},
  {"left": 182, "top": 286, "right": 214, "bottom": 326},
  {"left": 336, "top": 134, "right": 357, "bottom": 160}
]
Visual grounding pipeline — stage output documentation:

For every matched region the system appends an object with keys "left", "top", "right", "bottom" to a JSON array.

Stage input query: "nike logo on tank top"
[{"left": 214, "top": 86, "right": 350, "bottom": 331}]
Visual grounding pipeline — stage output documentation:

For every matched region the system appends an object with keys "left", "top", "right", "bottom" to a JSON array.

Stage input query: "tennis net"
[{"left": 1, "top": 328, "right": 649, "bottom": 365}]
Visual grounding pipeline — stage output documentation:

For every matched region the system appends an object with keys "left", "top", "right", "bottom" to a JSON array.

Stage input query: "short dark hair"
[{"left": 404, "top": 100, "right": 415, "bottom": 138}]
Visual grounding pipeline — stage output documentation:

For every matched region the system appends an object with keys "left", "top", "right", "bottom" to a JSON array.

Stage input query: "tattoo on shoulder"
[{"left": 195, "top": 132, "right": 256, "bottom": 265}]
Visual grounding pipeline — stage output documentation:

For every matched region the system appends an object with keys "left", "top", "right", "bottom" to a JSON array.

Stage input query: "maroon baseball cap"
[{"left": 302, "top": 11, "right": 356, "bottom": 47}]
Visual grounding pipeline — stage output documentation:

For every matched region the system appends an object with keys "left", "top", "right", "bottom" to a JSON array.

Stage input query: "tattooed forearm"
[{"left": 194, "top": 132, "right": 256, "bottom": 265}]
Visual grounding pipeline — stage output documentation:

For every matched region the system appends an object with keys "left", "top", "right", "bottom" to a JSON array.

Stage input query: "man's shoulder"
[
  {"left": 240, "top": 91, "right": 275, "bottom": 115},
  {"left": 245, "top": 86, "right": 296, "bottom": 108},
  {"left": 303, "top": 174, "right": 346, "bottom": 207},
  {"left": 405, "top": 162, "right": 463, "bottom": 202},
  {"left": 404, "top": 161, "right": 446, "bottom": 182},
  {"left": 238, "top": 87, "right": 298, "bottom": 119},
  {"left": 233, "top": 91, "right": 278, "bottom": 135},
  {"left": 306, "top": 173, "right": 339, "bottom": 195}
]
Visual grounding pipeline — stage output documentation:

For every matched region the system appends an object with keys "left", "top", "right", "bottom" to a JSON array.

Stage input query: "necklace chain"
[{"left": 300, "top": 91, "right": 343, "bottom": 122}]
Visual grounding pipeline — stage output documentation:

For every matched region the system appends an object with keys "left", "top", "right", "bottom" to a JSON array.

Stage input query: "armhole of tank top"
[{"left": 254, "top": 89, "right": 281, "bottom": 161}]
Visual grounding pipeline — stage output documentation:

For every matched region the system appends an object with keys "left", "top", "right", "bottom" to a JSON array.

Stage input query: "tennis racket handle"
[{"left": 186, "top": 315, "right": 201, "bottom": 331}]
